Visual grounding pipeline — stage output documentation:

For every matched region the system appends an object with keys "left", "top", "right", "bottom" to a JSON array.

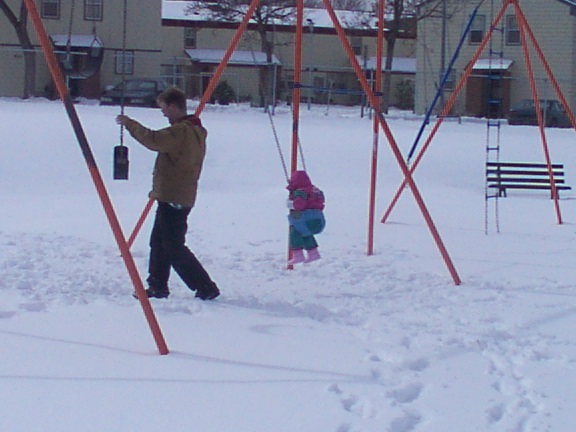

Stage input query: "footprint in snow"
[
  {"left": 327, "top": 383, "right": 376, "bottom": 419},
  {"left": 389, "top": 411, "right": 422, "bottom": 432},
  {"left": 388, "top": 382, "right": 424, "bottom": 405}
]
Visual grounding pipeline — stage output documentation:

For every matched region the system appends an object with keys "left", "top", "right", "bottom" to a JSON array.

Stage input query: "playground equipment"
[
  {"left": 51, "top": 0, "right": 103, "bottom": 80},
  {"left": 113, "top": 0, "right": 129, "bottom": 181},
  {"left": 22, "top": 0, "right": 468, "bottom": 354},
  {"left": 23, "top": 0, "right": 168, "bottom": 355},
  {"left": 381, "top": 0, "right": 576, "bottom": 234}
]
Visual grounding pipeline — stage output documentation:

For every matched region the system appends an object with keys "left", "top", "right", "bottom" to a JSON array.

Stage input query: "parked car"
[
  {"left": 100, "top": 78, "right": 169, "bottom": 107},
  {"left": 508, "top": 99, "right": 571, "bottom": 128}
]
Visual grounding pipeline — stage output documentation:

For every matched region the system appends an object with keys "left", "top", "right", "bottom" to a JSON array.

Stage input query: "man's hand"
[{"left": 116, "top": 114, "right": 131, "bottom": 126}]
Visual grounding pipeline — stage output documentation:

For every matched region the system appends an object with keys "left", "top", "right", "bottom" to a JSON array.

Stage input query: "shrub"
[
  {"left": 213, "top": 80, "right": 236, "bottom": 105},
  {"left": 395, "top": 79, "right": 415, "bottom": 110}
]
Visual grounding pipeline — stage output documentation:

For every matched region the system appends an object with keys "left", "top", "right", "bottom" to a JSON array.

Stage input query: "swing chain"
[
  {"left": 119, "top": 0, "right": 128, "bottom": 146},
  {"left": 65, "top": 0, "right": 75, "bottom": 67},
  {"left": 248, "top": 39, "right": 307, "bottom": 182}
]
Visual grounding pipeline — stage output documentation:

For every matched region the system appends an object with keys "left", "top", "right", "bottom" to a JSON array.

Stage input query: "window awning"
[
  {"left": 356, "top": 56, "right": 416, "bottom": 74},
  {"left": 472, "top": 58, "right": 513, "bottom": 71},
  {"left": 50, "top": 34, "right": 103, "bottom": 48},
  {"left": 185, "top": 48, "right": 281, "bottom": 66}
]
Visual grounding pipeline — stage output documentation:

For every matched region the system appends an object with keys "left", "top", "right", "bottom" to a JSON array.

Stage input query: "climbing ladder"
[{"left": 484, "top": 0, "right": 506, "bottom": 234}]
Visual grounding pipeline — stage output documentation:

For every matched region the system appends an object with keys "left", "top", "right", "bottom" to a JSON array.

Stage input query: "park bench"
[{"left": 486, "top": 161, "right": 571, "bottom": 198}]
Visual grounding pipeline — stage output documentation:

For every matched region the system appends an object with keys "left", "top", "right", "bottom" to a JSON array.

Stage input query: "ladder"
[{"left": 484, "top": 1, "right": 505, "bottom": 234}]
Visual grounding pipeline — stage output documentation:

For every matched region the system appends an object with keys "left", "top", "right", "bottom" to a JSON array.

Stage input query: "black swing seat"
[
  {"left": 486, "top": 161, "right": 571, "bottom": 198},
  {"left": 50, "top": 34, "right": 104, "bottom": 79}
]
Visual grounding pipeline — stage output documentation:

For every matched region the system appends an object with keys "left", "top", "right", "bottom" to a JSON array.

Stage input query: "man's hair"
[{"left": 157, "top": 87, "right": 187, "bottom": 111}]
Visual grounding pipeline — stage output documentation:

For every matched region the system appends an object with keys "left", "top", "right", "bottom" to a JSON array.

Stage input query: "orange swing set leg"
[{"left": 23, "top": 0, "right": 169, "bottom": 355}]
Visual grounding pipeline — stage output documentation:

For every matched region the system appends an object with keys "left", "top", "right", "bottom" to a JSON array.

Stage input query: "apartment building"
[
  {"left": 416, "top": 0, "right": 576, "bottom": 117},
  {"left": 0, "top": 0, "right": 416, "bottom": 108}
]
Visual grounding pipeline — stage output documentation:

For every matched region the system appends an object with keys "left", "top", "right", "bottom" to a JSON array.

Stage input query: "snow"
[
  {"left": 2, "top": 97, "right": 576, "bottom": 431},
  {"left": 358, "top": 56, "right": 417, "bottom": 73},
  {"left": 185, "top": 48, "right": 281, "bottom": 66},
  {"left": 162, "top": 0, "right": 379, "bottom": 29},
  {"left": 50, "top": 34, "right": 104, "bottom": 48},
  {"left": 472, "top": 58, "right": 514, "bottom": 71}
]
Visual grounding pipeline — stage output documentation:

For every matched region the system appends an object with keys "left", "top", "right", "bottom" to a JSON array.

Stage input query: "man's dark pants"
[{"left": 147, "top": 201, "right": 213, "bottom": 293}]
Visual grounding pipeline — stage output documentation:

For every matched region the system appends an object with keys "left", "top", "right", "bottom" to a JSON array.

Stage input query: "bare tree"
[
  {"left": 381, "top": 0, "right": 411, "bottom": 113},
  {"left": 345, "top": 0, "right": 450, "bottom": 113},
  {"left": 189, "top": 0, "right": 452, "bottom": 111},
  {"left": 330, "top": 0, "right": 371, "bottom": 10},
  {"left": 0, "top": 0, "right": 36, "bottom": 98}
]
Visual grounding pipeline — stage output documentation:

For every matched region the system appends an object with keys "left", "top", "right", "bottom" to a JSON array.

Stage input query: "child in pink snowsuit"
[{"left": 286, "top": 170, "right": 326, "bottom": 265}]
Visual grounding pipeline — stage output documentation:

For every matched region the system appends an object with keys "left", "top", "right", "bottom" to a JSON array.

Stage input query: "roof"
[
  {"left": 50, "top": 35, "right": 103, "bottom": 48},
  {"left": 472, "top": 58, "right": 513, "bottom": 71},
  {"left": 185, "top": 49, "right": 281, "bottom": 66},
  {"left": 163, "top": 1, "right": 380, "bottom": 29},
  {"left": 358, "top": 56, "right": 416, "bottom": 73}
]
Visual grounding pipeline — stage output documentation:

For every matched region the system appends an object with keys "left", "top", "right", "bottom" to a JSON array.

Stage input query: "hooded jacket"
[
  {"left": 124, "top": 115, "right": 206, "bottom": 207},
  {"left": 287, "top": 170, "right": 326, "bottom": 237},
  {"left": 287, "top": 170, "right": 325, "bottom": 211}
]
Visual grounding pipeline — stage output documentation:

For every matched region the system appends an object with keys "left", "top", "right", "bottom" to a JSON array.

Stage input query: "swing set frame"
[
  {"left": 381, "top": 0, "right": 576, "bottom": 227},
  {"left": 23, "top": 0, "right": 467, "bottom": 355}
]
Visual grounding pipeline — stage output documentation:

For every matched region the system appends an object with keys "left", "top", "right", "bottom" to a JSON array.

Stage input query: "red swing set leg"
[
  {"left": 129, "top": 0, "right": 461, "bottom": 286},
  {"left": 23, "top": 0, "right": 169, "bottom": 355}
]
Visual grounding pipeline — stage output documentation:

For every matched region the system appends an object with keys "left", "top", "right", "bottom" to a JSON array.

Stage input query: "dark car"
[
  {"left": 508, "top": 99, "right": 571, "bottom": 128},
  {"left": 100, "top": 78, "right": 169, "bottom": 107}
]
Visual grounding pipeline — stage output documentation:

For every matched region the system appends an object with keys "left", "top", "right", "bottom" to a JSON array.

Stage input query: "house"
[
  {"left": 0, "top": 0, "right": 416, "bottom": 108},
  {"left": 0, "top": 0, "right": 174, "bottom": 99},
  {"left": 415, "top": 0, "right": 576, "bottom": 118},
  {"left": 161, "top": 1, "right": 417, "bottom": 107}
]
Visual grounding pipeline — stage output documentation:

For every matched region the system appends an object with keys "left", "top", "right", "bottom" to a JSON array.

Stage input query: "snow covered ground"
[{"left": 2, "top": 97, "right": 576, "bottom": 431}]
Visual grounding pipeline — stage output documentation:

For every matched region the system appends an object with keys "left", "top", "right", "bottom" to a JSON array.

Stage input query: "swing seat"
[
  {"left": 113, "top": 145, "right": 129, "bottom": 180},
  {"left": 50, "top": 34, "right": 104, "bottom": 79}
]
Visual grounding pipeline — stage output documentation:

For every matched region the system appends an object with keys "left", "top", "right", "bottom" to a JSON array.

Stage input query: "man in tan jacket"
[{"left": 117, "top": 87, "right": 220, "bottom": 300}]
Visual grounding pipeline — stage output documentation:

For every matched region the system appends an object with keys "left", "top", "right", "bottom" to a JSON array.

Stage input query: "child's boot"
[
  {"left": 304, "top": 247, "right": 321, "bottom": 263},
  {"left": 288, "top": 249, "right": 305, "bottom": 265}
]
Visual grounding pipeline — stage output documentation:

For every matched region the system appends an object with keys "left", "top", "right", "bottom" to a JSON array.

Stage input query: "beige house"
[
  {"left": 0, "top": 0, "right": 416, "bottom": 107},
  {"left": 416, "top": 0, "right": 576, "bottom": 117},
  {"left": 161, "top": 1, "right": 417, "bottom": 106},
  {"left": 0, "top": 0, "right": 174, "bottom": 98}
]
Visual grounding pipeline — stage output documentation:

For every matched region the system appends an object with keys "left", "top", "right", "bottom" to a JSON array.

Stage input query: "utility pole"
[{"left": 440, "top": 0, "right": 447, "bottom": 111}]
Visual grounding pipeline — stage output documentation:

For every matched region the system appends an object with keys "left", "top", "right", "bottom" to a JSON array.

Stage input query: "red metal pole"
[
  {"left": 127, "top": 199, "right": 154, "bottom": 250},
  {"left": 127, "top": 198, "right": 155, "bottom": 249},
  {"left": 322, "top": 0, "right": 461, "bottom": 285},
  {"left": 287, "top": 0, "right": 305, "bottom": 269},
  {"left": 366, "top": 0, "right": 385, "bottom": 256},
  {"left": 381, "top": 0, "right": 512, "bottom": 224},
  {"left": 512, "top": 0, "right": 562, "bottom": 224},
  {"left": 513, "top": 4, "right": 576, "bottom": 131},
  {"left": 195, "top": 0, "right": 262, "bottom": 117},
  {"left": 292, "top": 0, "right": 304, "bottom": 173},
  {"left": 23, "top": 0, "right": 169, "bottom": 355}
]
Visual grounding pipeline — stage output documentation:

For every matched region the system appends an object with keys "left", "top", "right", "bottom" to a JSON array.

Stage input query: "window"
[
  {"left": 440, "top": 69, "right": 456, "bottom": 91},
  {"left": 350, "top": 36, "right": 363, "bottom": 56},
  {"left": 184, "top": 28, "right": 197, "bottom": 49},
  {"left": 85, "top": 0, "right": 103, "bottom": 21},
  {"left": 161, "top": 64, "right": 185, "bottom": 88},
  {"left": 469, "top": 14, "right": 486, "bottom": 44},
  {"left": 115, "top": 50, "right": 134, "bottom": 75},
  {"left": 506, "top": 15, "right": 521, "bottom": 45},
  {"left": 41, "top": 0, "right": 60, "bottom": 19}
]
